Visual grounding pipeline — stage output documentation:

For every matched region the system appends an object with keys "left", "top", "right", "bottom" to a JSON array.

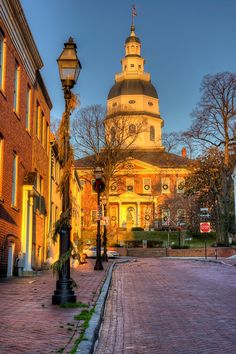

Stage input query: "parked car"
[
  {"left": 106, "top": 249, "right": 119, "bottom": 258},
  {"left": 83, "top": 246, "right": 119, "bottom": 259},
  {"left": 83, "top": 246, "right": 97, "bottom": 258}
]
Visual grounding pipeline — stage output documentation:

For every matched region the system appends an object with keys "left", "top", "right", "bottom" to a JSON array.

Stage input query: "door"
[
  {"left": 122, "top": 204, "right": 137, "bottom": 229},
  {"left": 7, "top": 242, "right": 15, "bottom": 277}
]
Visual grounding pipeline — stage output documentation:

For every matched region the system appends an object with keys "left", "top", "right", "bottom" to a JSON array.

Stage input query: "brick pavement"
[
  {"left": 0, "top": 259, "right": 112, "bottom": 354},
  {"left": 94, "top": 258, "right": 236, "bottom": 354}
]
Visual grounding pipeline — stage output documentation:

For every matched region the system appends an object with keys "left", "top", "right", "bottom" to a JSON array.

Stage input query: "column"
[
  {"left": 24, "top": 194, "right": 34, "bottom": 272},
  {"left": 137, "top": 202, "right": 140, "bottom": 227},
  {"left": 119, "top": 202, "right": 122, "bottom": 227}
]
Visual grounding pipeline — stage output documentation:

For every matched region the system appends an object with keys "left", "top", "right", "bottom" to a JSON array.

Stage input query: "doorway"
[{"left": 7, "top": 242, "right": 15, "bottom": 277}]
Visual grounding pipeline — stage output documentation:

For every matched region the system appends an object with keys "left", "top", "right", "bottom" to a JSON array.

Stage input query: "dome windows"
[
  {"left": 148, "top": 101, "right": 153, "bottom": 106},
  {"left": 128, "top": 100, "right": 136, "bottom": 104},
  {"left": 150, "top": 126, "right": 155, "bottom": 141},
  {"left": 129, "top": 124, "right": 136, "bottom": 135}
]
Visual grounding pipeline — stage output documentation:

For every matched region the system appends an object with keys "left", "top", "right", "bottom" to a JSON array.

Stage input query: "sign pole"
[{"left": 204, "top": 235, "right": 207, "bottom": 259}]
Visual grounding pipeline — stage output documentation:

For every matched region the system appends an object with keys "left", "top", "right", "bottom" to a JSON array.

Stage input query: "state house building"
[{"left": 75, "top": 22, "right": 191, "bottom": 233}]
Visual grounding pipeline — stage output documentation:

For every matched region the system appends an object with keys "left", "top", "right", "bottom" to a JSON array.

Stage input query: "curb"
[{"left": 76, "top": 259, "right": 131, "bottom": 354}]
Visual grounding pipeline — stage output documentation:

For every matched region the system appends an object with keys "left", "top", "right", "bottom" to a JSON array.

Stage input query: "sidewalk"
[{"left": 0, "top": 259, "right": 113, "bottom": 354}]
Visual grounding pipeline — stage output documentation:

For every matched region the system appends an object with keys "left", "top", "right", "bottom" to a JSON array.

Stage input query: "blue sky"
[{"left": 21, "top": 0, "right": 236, "bottom": 133}]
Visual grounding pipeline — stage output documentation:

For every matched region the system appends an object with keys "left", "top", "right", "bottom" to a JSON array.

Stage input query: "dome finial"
[{"left": 131, "top": 4, "right": 137, "bottom": 32}]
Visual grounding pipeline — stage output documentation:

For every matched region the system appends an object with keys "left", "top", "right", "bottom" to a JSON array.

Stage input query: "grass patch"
[
  {"left": 59, "top": 301, "right": 89, "bottom": 309},
  {"left": 69, "top": 307, "right": 94, "bottom": 354},
  {"left": 74, "top": 309, "right": 92, "bottom": 321}
]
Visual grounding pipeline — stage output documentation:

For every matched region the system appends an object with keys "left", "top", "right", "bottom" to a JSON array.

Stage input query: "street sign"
[{"left": 200, "top": 222, "right": 211, "bottom": 233}]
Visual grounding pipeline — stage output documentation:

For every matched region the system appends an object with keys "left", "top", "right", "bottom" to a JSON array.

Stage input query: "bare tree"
[
  {"left": 186, "top": 72, "right": 236, "bottom": 166},
  {"left": 180, "top": 72, "right": 236, "bottom": 243},
  {"left": 72, "top": 104, "right": 148, "bottom": 231},
  {"left": 162, "top": 132, "right": 181, "bottom": 153},
  {"left": 162, "top": 131, "right": 197, "bottom": 159}
]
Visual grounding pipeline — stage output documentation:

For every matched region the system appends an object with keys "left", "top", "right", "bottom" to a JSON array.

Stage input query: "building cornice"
[
  {"left": 106, "top": 111, "right": 162, "bottom": 120},
  {"left": 0, "top": 0, "right": 43, "bottom": 85}
]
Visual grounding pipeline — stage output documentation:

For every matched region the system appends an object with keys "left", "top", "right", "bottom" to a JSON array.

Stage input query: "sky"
[{"left": 21, "top": 0, "right": 236, "bottom": 133}]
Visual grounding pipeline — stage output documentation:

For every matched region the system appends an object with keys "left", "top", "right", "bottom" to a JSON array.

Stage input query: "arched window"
[
  {"left": 129, "top": 124, "right": 136, "bottom": 135},
  {"left": 150, "top": 126, "right": 155, "bottom": 141}
]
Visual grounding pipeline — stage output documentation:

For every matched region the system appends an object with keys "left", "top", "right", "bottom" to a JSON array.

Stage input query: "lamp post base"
[
  {"left": 52, "top": 279, "right": 76, "bottom": 305},
  {"left": 94, "top": 260, "right": 103, "bottom": 270}
]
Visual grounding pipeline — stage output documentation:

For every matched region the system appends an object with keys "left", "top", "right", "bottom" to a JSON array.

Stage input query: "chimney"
[{"left": 182, "top": 147, "right": 187, "bottom": 158}]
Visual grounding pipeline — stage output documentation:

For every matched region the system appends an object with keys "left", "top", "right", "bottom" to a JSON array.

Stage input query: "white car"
[
  {"left": 106, "top": 249, "right": 119, "bottom": 258},
  {"left": 83, "top": 246, "right": 97, "bottom": 258},
  {"left": 83, "top": 246, "right": 119, "bottom": 258}
]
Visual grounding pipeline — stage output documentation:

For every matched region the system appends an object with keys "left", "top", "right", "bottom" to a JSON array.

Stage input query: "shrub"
[{"left": 171, "top": 244, "right": 189, "bottom": 249}]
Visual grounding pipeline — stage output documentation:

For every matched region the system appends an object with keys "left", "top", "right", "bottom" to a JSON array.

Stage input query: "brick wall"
[
  {"left": 0, "top": 13, "right": 51, "bottom": 275},
  {"left": 0, "top": 20, "right": 33, "bottom": 276},
  {"left": 167, "top": 247, "right": 236, "bottom": 258}
]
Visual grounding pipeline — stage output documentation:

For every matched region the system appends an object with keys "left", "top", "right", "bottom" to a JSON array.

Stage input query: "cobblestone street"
[{"left": 94, "top": 259, "right": 236, "bottom": 354}]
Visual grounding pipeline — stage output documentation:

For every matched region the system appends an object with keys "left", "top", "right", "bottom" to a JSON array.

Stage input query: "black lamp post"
[
  {"left": 93, "top": 166, "right": 105, "bottom": 270},
  {"left": 102, "top": 196, "right": 108, "bottom": 262},
  {"left": 52, "top": 37, "right": 81, "bottom": 305}
]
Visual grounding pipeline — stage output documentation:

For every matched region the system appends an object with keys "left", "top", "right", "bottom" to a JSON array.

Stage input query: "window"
[
  {"left": 91, "top": 179, "right": 96, "bottom": 194},
  {"left": 26, "top": 86, "right": 31, "bottom": 131},
  {"left": 37, "top": 174, "right": 43, "bottom": 195},
  {"left": 11, "top": 152, "right": 18, "bottom": 206},
  {"left": 0, "top": 29, "right": 5, "bottom": 90},
  {"left": 36, "top": 102, "right": 40, "bottom": 138},
  {"left": 176, "top": 178, "right": 185, "bottom": 193},
  {"left": 129, "top": 124, "right": 136, "bottom": 135},
  {"left": 13, "top": 62, "right": 20, "bottom": 114},
  {"left": 177, "top": 209, "right": 186, "bottom": 225},
  {"left": 110, "top": 181, "right": 117, "bottom": 192},
  {"left": 129, "top": 100, "right": 135, "bottom": 104},
  {"left": 35, "top": 173, "right": 44, "bottom": 214},
  {"left": 150, "top": 126, "right": 155, "bottom": 141},
  {"left": 126, "top": 178, "right": 134, "bottom": 192},
  {"left": 148, "top": 101, "right": 153, "bottom": 106},
  {"left": 46, "top": 123, "right": 49, "bottom": 153},
  {"left": 40, "top": 112, "right": 44, "bottom": 144},
  {"left": 91, "top": 210, "right": 97, "bottom": 224},
  {"left": 162, "top": 209, "right": 170, "bottom": 226},
  {"left": 42, "top": 115, "right": 47, "bottom": 148},
  {"left": 0, "top": 135, "right": 3, "bottom": 198},
  {"left": 80, "top": 180, "right": 85, "bottom": 194},
  {"left": 130, "top": 64, "right": 134, "bottom": 67},
  {"left": 143, "top": 178, "right": 151, "bottom": 193},
  {"left": 161, "top": 178, "right": 170, "bottom": 193}
]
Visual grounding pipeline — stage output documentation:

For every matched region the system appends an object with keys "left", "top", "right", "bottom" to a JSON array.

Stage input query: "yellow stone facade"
[{"left": 76, "top": 23, "right": 191, "bottom": 238}]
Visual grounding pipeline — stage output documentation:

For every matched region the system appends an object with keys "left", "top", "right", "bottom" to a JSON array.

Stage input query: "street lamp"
[
  {"left": 52, "top": 38, "right": 81, "bottom": 305},
  {"left": 101, "top": 195, "right": 108, "bottom": 262},
  {"left": 93, "top": 166, "right": 105, "bottom": 270}
]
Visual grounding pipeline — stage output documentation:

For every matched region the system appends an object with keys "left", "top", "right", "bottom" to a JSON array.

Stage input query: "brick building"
[{"left": 0, "top": 0, "right": 52, "bottom": 276}]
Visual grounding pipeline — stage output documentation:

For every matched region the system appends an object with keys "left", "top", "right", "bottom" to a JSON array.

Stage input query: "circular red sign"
[{"left": 200, "top": 222, "right": 211, "bottom": 233}]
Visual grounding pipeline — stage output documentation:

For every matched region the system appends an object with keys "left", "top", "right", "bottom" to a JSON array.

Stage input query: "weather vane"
[{"left": 132, "top": 4, "right": 137, "bottom": 27}]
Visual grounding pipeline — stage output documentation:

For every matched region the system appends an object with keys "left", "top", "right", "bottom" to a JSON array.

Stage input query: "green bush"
[
  {"left": 131, "top": 227, "right": 144, "bottom": 231},
  {"left": 171, "top": 244, "right": 190, "bottom": 249}
]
